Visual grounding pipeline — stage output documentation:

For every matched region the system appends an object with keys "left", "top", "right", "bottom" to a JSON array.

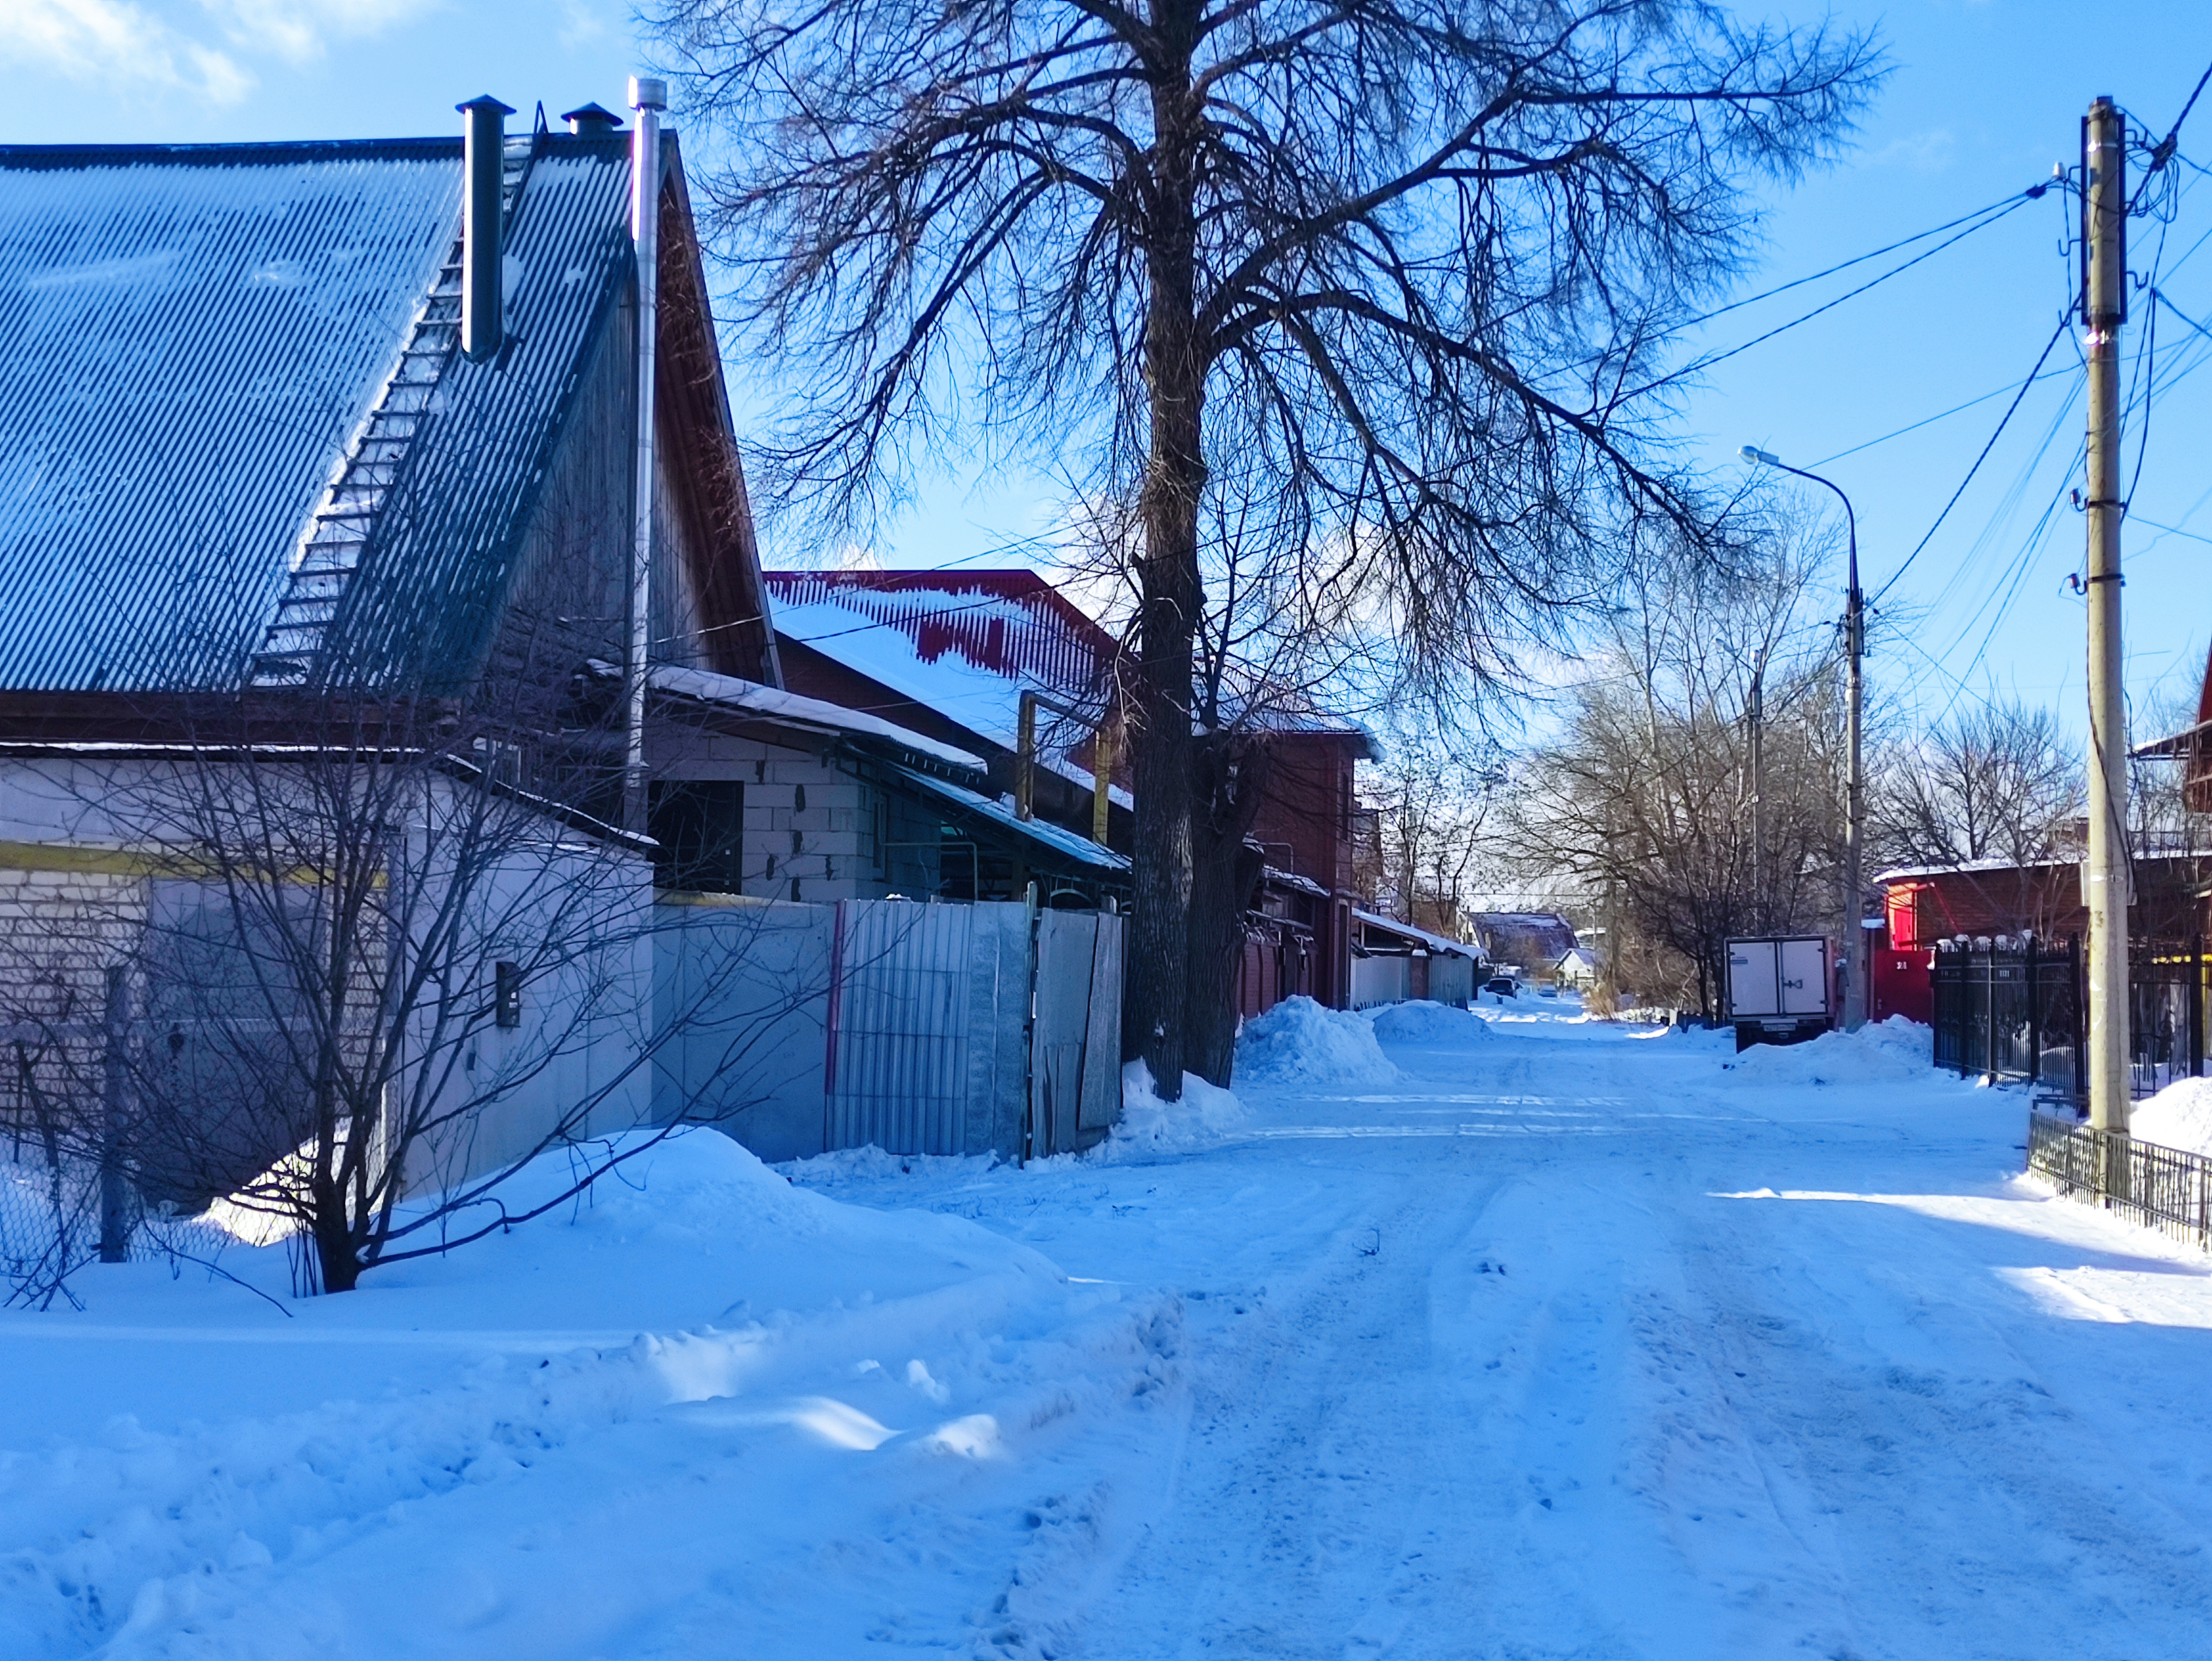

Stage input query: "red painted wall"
[{"left": 1867, "top": 922, "right": 1933, "bottom": 1025}]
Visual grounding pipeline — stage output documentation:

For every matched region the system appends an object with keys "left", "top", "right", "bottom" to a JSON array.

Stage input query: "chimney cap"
[
  {"left": 561, "top": 101, "right": 624, "bottom": 133},
  {"left": 628, "top": 76, "right": 668, "bottom": 112},
  {"left": 457, "top": 93, "right": 516, "bottom": 116}
]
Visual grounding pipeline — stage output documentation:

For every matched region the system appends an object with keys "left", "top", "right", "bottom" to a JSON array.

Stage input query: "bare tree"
[
  {"left": 650, "top": 0, "right": 1879, "bottom": 1095},
  {"left": 1357, "top": 730, "right": 1505, "bottom": 942},
  {"left": 1511, "top": 522, "right": 1844, "bottom": 1016},
  {"left": 1869, "top": 699, "right": 2083, "bottom": 872},
  {"left": 0, "top": 694, "right": 837, "bottom": 1298}
]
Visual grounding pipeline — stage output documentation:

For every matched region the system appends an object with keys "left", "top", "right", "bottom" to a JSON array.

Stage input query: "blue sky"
[{"left": 4, "top": 0, "right": 2209, "bottom": 742}]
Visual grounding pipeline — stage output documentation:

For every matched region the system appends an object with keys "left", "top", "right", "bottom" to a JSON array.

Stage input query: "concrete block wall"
[
  {"left": 0, "top": 854, "right": 149, "bottom": 1147},
  {"left": 651, "top": 729, "right": 941, "bottom": 903}
]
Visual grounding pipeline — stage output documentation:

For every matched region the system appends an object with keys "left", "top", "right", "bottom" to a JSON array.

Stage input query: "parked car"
[
  {"left": 1538, "top": 984, "right": 1560, "bottom": 998},
  {"left": 1484, "top": 975, "right": 1520, "bottom": 998}
]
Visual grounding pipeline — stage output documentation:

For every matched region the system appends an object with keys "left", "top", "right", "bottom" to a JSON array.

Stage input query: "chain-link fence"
[{"left": 0, "top": 1148, "right": 247, "bottom": 1311}]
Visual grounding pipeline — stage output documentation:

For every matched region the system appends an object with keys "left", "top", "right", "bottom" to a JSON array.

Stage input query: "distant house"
[
  {"left": 1347, "top": 912, "right": 1485, "bottom": 1008},
  {"left": 1471, "top": 913, "right": 1581, "bottom": 980},
  {"left": 1869, "top": 855, "right": 2211, "bottom": 1027},
  {"left": 1554, "top": 947, "right": 1600, "bottom": 990},
  {"left": 767, "top": 569, "right": 1378, "bottom": 1000}
]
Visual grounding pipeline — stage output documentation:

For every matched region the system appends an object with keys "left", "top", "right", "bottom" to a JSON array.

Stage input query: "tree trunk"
[
  {"left": 1185, "top": 731, "right": 1270, "bottom": 1086},
  {"left": 310, "top": 1176, "right": 362, "bottom": 1293},
  {"left": 1124, "top": 16, "right": 1206, "bottom": 1099}
]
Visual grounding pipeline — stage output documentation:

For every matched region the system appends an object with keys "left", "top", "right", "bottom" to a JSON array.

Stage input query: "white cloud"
[
  {"left": 557, "top": 0, "right": 609, "bottom": 50},
  {"left": 1, "top": 0, "right": 254, "bottom": 103},
  {"left": 1865, "top": 129, "right": 1958, "bottom": 176},
  {"left": 199, "top": 0, "right": 442, "bottom": 66}
]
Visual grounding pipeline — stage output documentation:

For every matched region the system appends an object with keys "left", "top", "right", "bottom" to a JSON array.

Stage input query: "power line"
[
  {"left": 1869, "top": 304, "right": 2078, "bottom": 605},
  {"left": 1659, "top": 188, "right": 2052, "bottom": 342},
  {"left": 1624, "top": 192, "right": 2045, "bottom": 401},
  {"left": 1810, "top": 365, "right": 2074, "bottom": 466},
  {"left": 2132, "top": 514, "right": 2212, "bottom": 548}
]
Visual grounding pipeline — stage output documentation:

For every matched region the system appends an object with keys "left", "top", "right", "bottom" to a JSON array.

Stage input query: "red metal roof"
[{"left": 763, "top": 569, "right": 1119, "bottom": 699}]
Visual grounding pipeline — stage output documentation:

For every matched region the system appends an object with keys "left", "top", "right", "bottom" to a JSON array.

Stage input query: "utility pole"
[
  {"left": 1844, "top": 550, "right": 1865, "bottom": 1033},
  {"left": 1739, "top": 444, "right": 1865, "bottom": 1029},
  {"left": 2082, "top": 94, "right": 2131, "bottom": 1135},
  {"left": 1748, "top": 665, "right": 1766, "bottom": 934}
]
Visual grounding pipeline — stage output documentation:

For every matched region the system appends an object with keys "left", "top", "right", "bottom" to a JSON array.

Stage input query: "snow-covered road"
[{"left": 6, "top": 1003, "right": 2212, "bottom": 1658}]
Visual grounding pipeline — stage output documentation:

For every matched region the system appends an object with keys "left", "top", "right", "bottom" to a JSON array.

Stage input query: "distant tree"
[
  {"left": 1357, "top": 732, "right": 1506, "bottom": 943},
  {"left": 653, "top": 0, "right": 1879, "bottom": 1093},
  {"left": 1510, "top": 522, "right": 1844, "bottom": 1016},
  {"left": 1869, "top": 700, "right": 2083, "bottom": 872}
]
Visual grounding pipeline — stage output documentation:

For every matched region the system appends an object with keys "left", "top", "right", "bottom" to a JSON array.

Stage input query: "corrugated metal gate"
[
  {"left": 660, "top": 898, "right": 1124, "bottom": 1162},
  {"left": 825, "top": 901, "right": 978, "bottom": 1156}
]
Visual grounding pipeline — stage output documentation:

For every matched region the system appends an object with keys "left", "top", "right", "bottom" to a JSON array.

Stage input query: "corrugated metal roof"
[
  {"left": 766, "top": 569, "right": 1117, "bottom": 697},
  {"left": 0, "top": 141, "right": 461, "bottom": 689},
  {"left": 322, "top": 137, "right": 634, "bottom": 689},
  {"left": 886, "top": 762, "right": 1130, "bottom": 873},
  {"left": 0, "top": 133, "right": 639, "bottom": 694}
]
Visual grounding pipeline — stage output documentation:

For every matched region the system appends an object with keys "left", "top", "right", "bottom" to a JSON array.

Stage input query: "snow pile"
[
  {"left": 0, "top": 1127, "right": 1177, "bottom": 1660},
  {"left": 1365, "top": 999, "right": 1490, "bottom": 1045},
  {"left": 1105, "top": 1061, "right": 1252, "bottom": 1157},
  {"left": 2130, "top": 1077, "right": 2212, "bottom": 1156},
  {"left": 1234, "top": 995, "right": 1403, "bottom": 1090},
  {"left": 1725, "top": 1016, "right": 1934, "bottom": 1086}
]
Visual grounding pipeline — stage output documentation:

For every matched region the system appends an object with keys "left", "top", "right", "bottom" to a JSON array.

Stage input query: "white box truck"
[{"left": 1725, "top": 935, "right": 1833, "bottom": 1052}]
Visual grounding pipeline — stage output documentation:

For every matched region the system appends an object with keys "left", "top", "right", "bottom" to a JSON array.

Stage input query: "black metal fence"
[
  {"left": 1931, "top": 934, "right": 2212, "bottom": 1103},
  {"left": 1931, "top": 935, "right": 2082, "bottom": 1093},
  {"left": 2027, "top": 1108, "right": 2212, "bottom": 1250},
  {"left": 2130, "top": 937, "right": 2210, "bottom": 1098}
]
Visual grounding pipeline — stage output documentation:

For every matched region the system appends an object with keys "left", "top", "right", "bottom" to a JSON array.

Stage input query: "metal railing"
[{"left": 2026, "top": 1109, "right": 2212, "bottom": 1251}]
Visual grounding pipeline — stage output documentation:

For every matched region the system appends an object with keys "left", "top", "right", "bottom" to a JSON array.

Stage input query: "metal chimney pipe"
[
  {"left": 457, "top": 94, "right": 514, "bottom": 363},
  {"left": 622, "top": 75, "right": 667, "bottom": 835}
]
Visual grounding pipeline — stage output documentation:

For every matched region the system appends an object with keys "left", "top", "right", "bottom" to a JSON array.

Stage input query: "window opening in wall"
[{"left": 646, "top": 780, "right": 745, "bottom": 894}]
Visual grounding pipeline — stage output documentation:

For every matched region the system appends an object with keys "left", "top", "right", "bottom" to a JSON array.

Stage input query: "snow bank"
[
  {"left": 1104, "top": 1061, "right": 1252, "bottom": 1157},
  {"left": 1724, "top": 1016, "right": 1934, "bottom": 1086},
  {"left": 2131, "top": 1077, "right": 2212, "bottom": 1156},
  {"left": 1234, "top": 995, "right": 1403, "bottom": 1090},
  {"left": 1365, "top": 999, "right": 1490, "bottom": 1045}
]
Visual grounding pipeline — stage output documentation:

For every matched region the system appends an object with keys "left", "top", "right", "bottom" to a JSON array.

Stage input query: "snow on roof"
[
  {"left": 886, "top": 764, "right": 1131, "bottom": 873},
  {"left": 766, "top": 570, "right": 1114, "bottom": 694},
  {"left": 1353, "top": 908, "right": 1482, "bottom": 957},
  {"left": 608, "top": 661, "right": 986, "bottom": 774},
  {"left": 1871, "top": 859, "right": 2081, "bottom": 885},
  {"left": 772, "top": 594, "right": 1085, "bottom": 753},
  {"left": 768, "top": 568, "right": 1376, "bottom": 758}
]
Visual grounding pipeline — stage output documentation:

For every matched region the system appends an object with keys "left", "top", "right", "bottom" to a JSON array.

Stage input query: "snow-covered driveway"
[{"left": 6, "top": 1004, "right": 2212, "bottom": 1658}]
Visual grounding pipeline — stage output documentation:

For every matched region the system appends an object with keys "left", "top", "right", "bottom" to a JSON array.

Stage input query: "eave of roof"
[
  {"left": 885, "top": 763, "right": 1130, "bottom": 874},
  {"left": 2132, "top": 718, "right": 2212, "bottom": 759},
  {"left": 1353, "top": 908, "right": 1482, "bottom": 957},
  {"left": 610, "top": 660, "right": 986, "bottom": 775}
]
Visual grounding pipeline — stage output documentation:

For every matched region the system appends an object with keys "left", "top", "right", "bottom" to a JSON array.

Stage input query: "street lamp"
[{"left": 1739, "top": 443, "right": 1867, "bottom": 1033}]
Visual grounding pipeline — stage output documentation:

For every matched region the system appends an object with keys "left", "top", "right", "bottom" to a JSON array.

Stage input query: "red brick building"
[
  {"left": 1871, "top": 855, "right": 2210, "bottom": 1025},
  {"left": 764, "top": 570, "right": 1377, "bottom": 1008}
]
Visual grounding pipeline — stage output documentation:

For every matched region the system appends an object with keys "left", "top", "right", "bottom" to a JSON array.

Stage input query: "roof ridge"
[{"left": 0, "top": 134, "right": 631, "bottom": 169}]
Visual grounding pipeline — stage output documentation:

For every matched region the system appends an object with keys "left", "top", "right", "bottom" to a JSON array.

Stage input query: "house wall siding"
[{"left": 0, "top": 758, "right": 653, "bottom": 1208}]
